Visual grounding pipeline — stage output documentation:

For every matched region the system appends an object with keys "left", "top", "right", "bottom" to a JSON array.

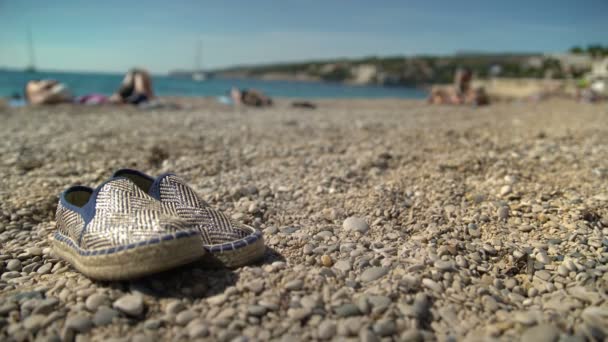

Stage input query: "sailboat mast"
[
  {"left": 195, "top": 39, "right": 202, "bottom": 72},
  {"left": 27, "top": 26, "right": 36, "bottom": 71}
]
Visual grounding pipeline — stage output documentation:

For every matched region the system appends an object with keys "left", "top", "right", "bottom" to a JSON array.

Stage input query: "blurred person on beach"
[
  {"left": 454, "top": 67, "right": 473, "bottom": 98},
  {"left": 110, "top": 68, "right": 155, "bottom": 105},
  {"left": 230, "top": 87, "right": 273, "bottom": 107},
  {"left": 427, "top": 67, "right": 489, "bottom": 106},
  {"left": 24, "top": 80, "right": 73, "bottom": 105}
]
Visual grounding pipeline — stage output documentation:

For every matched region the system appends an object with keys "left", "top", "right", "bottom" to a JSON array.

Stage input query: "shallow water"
[{"left": 0, "top": 69, "right": 427, "bottom": 99}]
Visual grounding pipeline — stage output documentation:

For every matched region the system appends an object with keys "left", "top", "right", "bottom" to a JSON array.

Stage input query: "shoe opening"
[
  {"left": 64, "top": 187, "right": 93, "bottom": 207},
  {"left": 113, "top": 169, "right": 154, "bottom": 193}
]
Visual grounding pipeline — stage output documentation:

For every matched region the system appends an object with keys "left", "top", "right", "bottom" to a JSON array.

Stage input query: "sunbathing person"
[
  {"left": 427, "top": 86, "right": 489, "bottom": 106},
  {"left": 110, "top": 68, "right": 155, "bottom": 105},
  {"left": 428, "top": 67, "right": 489, "bottom": 106},
  {"left": 24, "top": 80, "right": 73, "bottom": 105},
  {"left": 230, "top": 87, "right": 273, "bottom": 107},
  {"left": 427, "top": 87, "right": 450, "bottom": 105}
]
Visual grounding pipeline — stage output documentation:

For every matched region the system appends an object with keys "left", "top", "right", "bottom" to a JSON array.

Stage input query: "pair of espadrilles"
[{"left": 52, "top": 169, "right": 265, "bottom": 280}]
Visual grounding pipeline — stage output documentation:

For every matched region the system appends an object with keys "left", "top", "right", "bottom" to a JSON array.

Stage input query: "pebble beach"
[{"left": 0, "top": 98, "right": 607, "bottom": 341}]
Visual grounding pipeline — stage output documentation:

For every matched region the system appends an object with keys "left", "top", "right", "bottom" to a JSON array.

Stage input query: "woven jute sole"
[
  {"left": 204, "top": 236, "right": 266, "bottom": 268},
  {"left": 51, "top": 235, "right": 206, "bottom": 280}
]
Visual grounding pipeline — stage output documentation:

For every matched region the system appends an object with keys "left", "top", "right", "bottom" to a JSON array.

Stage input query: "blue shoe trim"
[
  {"left": 59, "top": 186, "right": 94, "bottom": 212},
  {"left": 54, "top": 230, "right": 199, "bottom": 256},
  {"left": 206, "top": 230, "right": 262, "bottom": 252}
]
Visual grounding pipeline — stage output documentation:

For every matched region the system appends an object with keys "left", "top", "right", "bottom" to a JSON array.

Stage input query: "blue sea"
[{"left": 0, "top": 70, "right": 426, "bottom": 99}]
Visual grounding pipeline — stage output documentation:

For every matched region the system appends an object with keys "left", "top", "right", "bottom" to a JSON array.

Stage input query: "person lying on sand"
[
  {"left": 230, "top": 87, "right": 273, "bottom": 107},
  {"left": 110, "top": 68, "right": 155, "bottom": 105},
  {"left": 428, "top": 67, "right": 489, "bottom": 106},
  {"left": 427, "top": 86, "right": 489, "bottom": 106},
  {"left": 24, "top": 80, "right": 73, "bottom": 105}
]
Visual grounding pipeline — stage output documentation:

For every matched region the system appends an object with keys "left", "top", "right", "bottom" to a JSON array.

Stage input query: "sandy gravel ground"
[{"left": 0, "top": 99, "right": 607, "bottom": 341}]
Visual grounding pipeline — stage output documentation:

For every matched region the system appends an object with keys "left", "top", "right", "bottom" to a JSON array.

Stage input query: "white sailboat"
[
  {"left": 192, "top": 40, "right": 208, "bottom": 81},
  {"left": 25, "top": 26, "right": 37, "bottom": 73}
]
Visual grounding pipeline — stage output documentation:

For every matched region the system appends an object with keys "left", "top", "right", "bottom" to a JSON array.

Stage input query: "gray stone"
[
  {"left": 343, "top": 217, "right": 369, "bottom": 233},
  {"left": 301, "top": 295, "right": 321, "bottom": 309},
  {"left": 536, "top": 251, "right": 550, "bottom": 264},
  {"left": 434, "top": 260, "right": 456, "bottom": 272},
  {"left": 6, "top": 259, "right": 21, "bottom": 271},
  {"left": 246, "top": 279, "right": 265, "bottom": 294},
  {"left": 23, "top": 314, "right": 46, "bottom": 332},
  {"left": 558, "top": 335, "right": 586, "bottom": 342},
  {"left": 356, "top": 296, "right": 371, "bottom": 315},
  {"left": 333, "top": 260, "right": 352, "bottom": 272},
  {"left": 26, "top": 247, "right": 43, "bottom": 256},
  {"left": 360, "top": 329, "right": 380, "bottom": 342},
  {"left": 1, "top": 271, "right": 20, "bottom": 280},
  {"left": 85, "top": 293, "right": 108, "bottom": 311},
  {"left": 37, "top": 263, "right": 52, "bottom": 274},
  {"left": 284, "top": 279, "right": 304, "bottom": 291},
  {"left": 93, "top": 307, "right": 119, "bottom": 326},
  {"left": 521, "top": 324, "right": 560, "bottom": 342},
  {"left": 368, "top": 296, "right": 391, "bottom": 312},
  {"left": 400, "top": 329, "right": 423, "bottom": 342},
  {"left": 143, "top": 319, "right": 161, "bottom": 330},
  {"left": 32, "top": 297, "right": 59, "bottom": 315},
  {"left": 165, "top": 300, "right": 186, "bottom": 315},
  {"left": 361, "top": 267, "right": 389, "bottom": 282},
  {"left": 519, "top": 225, "right": 534, "bottom": 232},
  {"left": 535, "top": 270, "right": 551, "bottom": 281},
  {"left": 557, "top": 265, "right": 569, "bottom": 276},
  {"left": 422, "top": 278, "right": 443, "bottom": 292},
  {"left": 500, "top": 185, "right": 512, "bottom": 196},
  {"left": 206, "top": 294, "right": 227, "bottom": 306},
  {"left": 373, "top": 319, "right": 396, "bottom": 337},
  {"left": 498, "top": 206, "right": 509, "bottom": 220},
  {"left": 247, "top": 305, "right": 267, "bottom": 317},
  {"left": 318, "top": 320, "right": 336, "bottom": 340},
  {"left": 334, "top": 303, "right": 361, "bottom": 317},
  {"left": 176, "top": 310, "right": 197, "bottom": 325},
  {"left": 188, "top": 321, "right": 209, "bottom": 338},
  {"left": 65, "top": 315, "right": 93, "bottom": 333},
  {"left": 287, "top": 307, "right": 312, "bottom": 321},
  {"left": 113, "top": 294, "right": 144, "bottom": 316},
  {"left": 468, "top": 223, "right": 481, "bottom": 237},
  {"left": 413, "top": 293, "right": 430, "bottom": 318}
]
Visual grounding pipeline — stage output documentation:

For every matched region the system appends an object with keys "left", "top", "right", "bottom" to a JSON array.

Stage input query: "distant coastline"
[{"left": 168, "top": 51, "right": 601, "bottom": 88}]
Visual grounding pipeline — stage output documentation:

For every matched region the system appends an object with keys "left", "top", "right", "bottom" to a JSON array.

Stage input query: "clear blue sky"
[{"left": 1, "top": 0, "right": 606, "bottom": 74}]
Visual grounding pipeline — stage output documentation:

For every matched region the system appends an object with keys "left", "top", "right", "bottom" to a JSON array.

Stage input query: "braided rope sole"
[
  {"left": 203, "top": 235, "right": 266, "bottom": 268},
  {"left": 51, "top": 234, "right": 206, "bottom": 280}
]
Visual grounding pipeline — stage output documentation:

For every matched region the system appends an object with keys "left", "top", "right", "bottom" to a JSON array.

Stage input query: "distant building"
[
  {"left": 587, "top": 57, "right": 608, "bottom": 95},
  {"left": 525, "top": 56, "right": 544, "bottom": 68},
  {"left": 590, "top": 57, "right": 608, "bottom": 78},
  {"left": 546, "top": 53, "right": 593, "bottom": 70}
]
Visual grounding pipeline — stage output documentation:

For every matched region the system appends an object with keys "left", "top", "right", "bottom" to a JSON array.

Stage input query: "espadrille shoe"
[
  {"left": 111, "top": 169, "right": 265, "bottom": 268},
  {"left": 53, "top": 178, "right": 205, "bottom": 280}
]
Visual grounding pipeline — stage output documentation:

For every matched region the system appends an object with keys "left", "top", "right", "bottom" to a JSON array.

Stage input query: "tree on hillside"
[{"left": 570, "top": 46, "right": 583, "bottom": 54}]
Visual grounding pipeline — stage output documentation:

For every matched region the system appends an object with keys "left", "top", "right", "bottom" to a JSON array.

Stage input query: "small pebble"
[
  {"left": 343, "top": 217, "right": 369, "bottom": 233},
  {"left": 113, "top": 294, "right": 144, "bottom": 316}
]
